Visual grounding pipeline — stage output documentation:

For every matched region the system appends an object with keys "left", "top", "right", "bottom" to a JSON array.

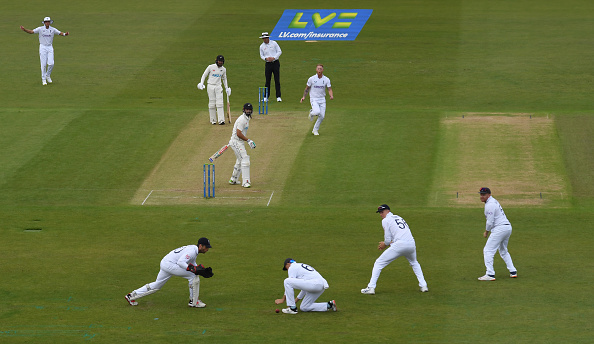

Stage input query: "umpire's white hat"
[
  {"left": 43, "top": 17, "right": 54, "bottom": 24},
  {"left": 259, "top": 32, "right": 270, "bottom": 39}
]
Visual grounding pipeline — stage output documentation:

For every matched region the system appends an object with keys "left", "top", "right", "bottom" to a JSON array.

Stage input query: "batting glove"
[
  {"left": 197, "top": 83, "right": 205, "bottom": 90},
  {"left": 226, "top": 87, "right": 231, "bottom": 96},
  {"left": 247, "top": 139, "right": 256, "bottom": 149}
]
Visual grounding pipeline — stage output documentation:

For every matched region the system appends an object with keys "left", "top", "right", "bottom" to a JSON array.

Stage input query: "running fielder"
[
  {"left": 20, "top": 17, "right": 69, "bottom": 85},
  {"left": 275, "top": 258, "right": 337, "bottom": 314},
  {"left": 477, "top": 188, "right": 517, "bottom": 281},
  {"left": 125, "top": 237, "right": 214, "bottom": 308},
  {"left": 197, "top": 55, "right": 231, "bottom": 125},
  {"left": 361, "top": 204, "right": 429, "bottom": 294},
  {"left": 300, "top": 64, "right": 333, "bottom": 136},
  {"left": 228, "top": 103, "right": 256, "bottom": 188}
]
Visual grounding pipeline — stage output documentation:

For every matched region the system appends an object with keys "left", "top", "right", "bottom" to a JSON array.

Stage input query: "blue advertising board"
[{"left": 270, "top": 9, "right": 373, "bottom": 41}]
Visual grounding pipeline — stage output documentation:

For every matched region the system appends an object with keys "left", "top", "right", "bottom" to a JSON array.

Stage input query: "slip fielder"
[
  {"left": 477, "top": 188, "right": 517, "bottom": 281},
  {"left": 275, "top": 258, "right": 337, "bottom": 314},
  {"left": 20, "top": 17, "right": 69, "bottom": 85}
]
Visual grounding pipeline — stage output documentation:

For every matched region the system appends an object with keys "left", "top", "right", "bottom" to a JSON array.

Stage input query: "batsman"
[{"left": 228, "top": 103, "right": 256, "bottom": 188}]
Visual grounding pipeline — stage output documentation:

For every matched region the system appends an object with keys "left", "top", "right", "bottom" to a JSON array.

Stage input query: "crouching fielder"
[
  {"left": 275, "top": 258, "right": 337, "bottom": 315},
  {"left": 228, "top": 103, "right": 256, "bottom": 188},
  {"left": 125, "top": 237, "right": 214, "bottom": 308}
]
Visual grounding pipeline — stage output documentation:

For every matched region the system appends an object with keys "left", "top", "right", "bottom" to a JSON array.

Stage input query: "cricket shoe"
[
  {"left": 312, "top": 130, "right": 319, "bottom": 136},
  {"left": 361, "top": 287, "right": 375, "bottom": 295},
  {"left": 263, "top": 97, "right": 268, "bottom": 102},
  {"left": 42, "top": 80, "right": 47, "bottom": 86},
  {"left": 211, "top": 122, "right": 217, "bottom": 125},
  {"left": 46, "top": 76, "right": 52, "bottom": 83},
  {"left": 243, "top": 182, "right": 251, "bottom": 188},
  {"left": 510, "top": 271, "right": 518, "bottom": 278},
  {"left": 219, "top": 121, "right": 225, "bottom": 125},
  {"left": 229, "top": 179, "right": 241, "bottom": 185},
  {"left": 478, "top": 274, "right": 496, "bottom": 281},
  {"left": 282, "top": 307, "right": 298, "bottom": 315},
  {"left": 328, "top": 300, "right": 337, "bottom": 312},
  {"left": 420, "top": 286, "right": 429, "bottom": 292},
  {"left": 188, "top": 299, "right": 206, "bottom": 308},
  {"left": 277, "top": 97, "right": 282, "bottom": 102},
  {"left": 125, "top": 293, "right": 138, "bottom": 306}
]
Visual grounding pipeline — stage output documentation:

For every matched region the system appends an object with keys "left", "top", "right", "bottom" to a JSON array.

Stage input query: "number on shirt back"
[
  {"left": 301, "top": 264, "right": 314, "bottom": 271},
  {"left": 394, "top": 218, "right": 408, "bottom": 229},
  {"left": 173, "top": 246, "right": 187, "bottom": 253}
]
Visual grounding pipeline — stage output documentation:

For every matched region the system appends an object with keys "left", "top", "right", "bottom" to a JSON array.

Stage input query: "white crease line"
[
  {"left": 267, "top": 191, "right": 275, "bottom": 206},
  {"left": 142, "top": 190, "right": 153, "bottom": 205}
]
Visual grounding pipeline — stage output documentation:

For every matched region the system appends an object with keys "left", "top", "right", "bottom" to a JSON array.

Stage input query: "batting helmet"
[
  {"left": 215, "top": 55, "right": 225, "bottom": 65},
  {"left": 243, "top": 103, "right": 253, "bottom": 117}
]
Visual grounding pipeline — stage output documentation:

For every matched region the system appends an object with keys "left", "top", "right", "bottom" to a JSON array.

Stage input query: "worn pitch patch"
[
  {"left": 429, "top": 113, "right": 570, "bottom": 207},
  {"left": 131, "top": 111, "right": 311, "bottom": 205}
]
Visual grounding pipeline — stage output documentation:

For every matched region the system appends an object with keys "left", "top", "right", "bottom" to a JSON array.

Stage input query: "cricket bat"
[
  {"left": 208, "top": 145, "right": 229, "bottom": 163},
  {"left": 226, "top": 94, "right": 232, "bottom": 123}
]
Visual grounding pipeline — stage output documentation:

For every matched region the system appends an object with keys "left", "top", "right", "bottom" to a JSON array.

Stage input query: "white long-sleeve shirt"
[
  {"left": 287, "top": 262, "right": 329, "bottom": 288},
  {"left": 32, "top": 26, "right": 62, "bottom": 46},
  {"left": 200, "top": 63, "right": 229, "bottom": 88},
  {"left": 259, "top": 40, "right": 282, "bottom": 61},
  {"left": 162, "top": 245, "right": 199, "bottom": 270},
  {"left": 381, "top": 212, "right": 415, "bottom": 245},
  {"left": 484, "top": 196, "right": 510, "bottom": 232}
]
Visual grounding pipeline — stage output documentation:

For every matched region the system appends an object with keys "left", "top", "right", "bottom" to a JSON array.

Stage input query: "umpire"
[{"left": 259, "top": 32, "right": 282, "bottom": 102}]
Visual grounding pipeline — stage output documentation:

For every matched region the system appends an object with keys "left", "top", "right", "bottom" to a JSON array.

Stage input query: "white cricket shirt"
[
  {"left": 33, "top": 26, "right": 61, "bottom": 46},
  {"left": 382, "top": 212, "right": 415, "bottom": 245},
  {"left": 484, "top": 196, "right": 510, "bottom": 231},
  {"left": 231, "top": 113, "right": 250, "bottom": 141},
  {"left": 162, "top": 245, "right": 199, "bottom": 269},
  {"left": 306, "top": 74, "right": 331, "bottom": 99},
  {"left": 288, "top": 262, "right": 329, "bottom": 289},
  {"left": 200, "top": 63, "right": 229, "bottom": 88}
]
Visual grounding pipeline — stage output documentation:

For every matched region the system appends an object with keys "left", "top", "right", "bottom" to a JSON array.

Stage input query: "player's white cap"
[
  {"left": 43, "top": 17, "right": 54, "bottom": 24},
  {"left": 259, "top": 32, "right": 270, "bottom": 39}
]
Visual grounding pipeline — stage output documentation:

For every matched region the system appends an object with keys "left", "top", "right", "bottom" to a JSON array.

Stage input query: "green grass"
[{"left": 1, "top": 0, "right": 593, "bottom": 342}]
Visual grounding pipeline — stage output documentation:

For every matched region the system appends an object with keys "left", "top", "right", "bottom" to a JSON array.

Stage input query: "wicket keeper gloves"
[
  {"left": 247, "top": 139, "right": 256, "bottom": 149},
  {"left": 186, "top": 264, "right": 214, "bottom": 278}
]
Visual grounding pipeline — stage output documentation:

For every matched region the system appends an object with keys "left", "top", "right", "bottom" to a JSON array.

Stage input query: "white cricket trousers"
[
  {"left": 39, "top": 44, "right": 54, "bottom": 80},
  {"left": 229, "top": 139, "right": 250, "bottom": 185},
  {"left": 310, "top": 98, "right": 326, "bottom": 132},
  {"left": 367, "top": 241, "right": 427, "bottom": 289},
  {"left": 207, "top": 84, "right": 225, "bottom": 123},
  {"left": 284, "top": 278, "right": 328, "bottom": 312},
  {"left": 483, "top": 224, "right": 516, "bottom": 276},
  {"left": 132, "top": 259, "right": 197, "bottom": 300}
]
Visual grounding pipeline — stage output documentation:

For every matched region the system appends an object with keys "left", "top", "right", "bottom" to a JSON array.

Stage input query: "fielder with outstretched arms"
[
  {"left": 197, "top": 55, "right": 231, "bottom": 125},
  {"left": 275, "top": 258, "right": 337, "bottom": 314},
  {"left": 228, "top": 103, "right": 256, "bottom": 188},
  {"left": 20, "top": 17, "right": 69, "bottom": 85},
  {"left": 125, "top": 237, "right": 214, "bottom": 308}
]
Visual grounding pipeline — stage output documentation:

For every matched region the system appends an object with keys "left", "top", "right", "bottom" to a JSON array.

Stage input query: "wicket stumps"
[
  {"left": 258, "top": 86, "right": 268, "bottom": 114},
  {"left": 203, "top": 163, "right": 215, "bottom": 198}
]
